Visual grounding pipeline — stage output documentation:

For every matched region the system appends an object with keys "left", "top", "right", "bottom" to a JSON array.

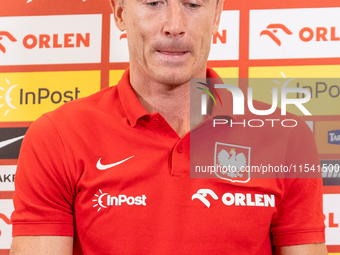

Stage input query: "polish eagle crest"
[{"left": 217, "top": 148, "right": 247, "bottom": 178}]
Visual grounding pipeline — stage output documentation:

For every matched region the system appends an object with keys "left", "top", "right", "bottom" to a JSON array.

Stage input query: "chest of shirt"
[{"left": 59, "top": 120, "right": 287, "bottom": 255}]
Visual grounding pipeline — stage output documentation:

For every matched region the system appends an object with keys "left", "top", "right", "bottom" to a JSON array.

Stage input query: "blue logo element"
[{"left": 328, "top": 129, "right": 340, "bottom": 145}]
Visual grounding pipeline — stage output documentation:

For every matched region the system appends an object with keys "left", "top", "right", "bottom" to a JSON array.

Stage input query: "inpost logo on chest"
[{"left": 93, "top": 189, "right": 147, "bottom": 212}]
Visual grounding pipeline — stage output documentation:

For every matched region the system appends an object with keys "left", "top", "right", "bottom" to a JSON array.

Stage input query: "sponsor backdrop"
[{"left": 0, "top": 0, "right": 339, "bottom": 254}]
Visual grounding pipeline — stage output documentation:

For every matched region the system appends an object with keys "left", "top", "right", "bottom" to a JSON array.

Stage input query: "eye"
[
  {"left": 147, "top": 1, "right": 160, "bottom": 6},
  {"left": 187, "top": 3, "right": 201, "bottom": 9}
]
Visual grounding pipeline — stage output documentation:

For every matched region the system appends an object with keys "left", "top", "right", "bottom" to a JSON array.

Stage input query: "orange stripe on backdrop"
[
  {"left": 101, "top": 7, "right": 112, "bottom": 89},
  {"left": 0, "top": 64, "right": 103, "bottom": 73},
  {"left": 0, "top": 160, "right": 17, "bottom": 166},
  {"left": 0, "top": 191, "right": 14, "bottom": 200},
  {"left": 324, "top": 186, "right": 340, "bottom": 194},
  {"left": 328, "top": 246, "right": 340, "bottom": 253},
  {"left": 247, "top": 58, "right": 340, "bottom": 68},
  {"left": 320, "top": 155, "right": 340, "bottom": 160},
  {"left": 0, "top": 122, "right": 32, "bottom": 128}
]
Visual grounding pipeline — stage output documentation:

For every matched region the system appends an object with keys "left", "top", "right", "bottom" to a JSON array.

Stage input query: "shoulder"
[
  {"left": 47, "top": 86, "right": 117, "bottom": 117},
  {"left": 23, "top": 86, "right": 122, "bottom": 143},
  {"left": 42, "top": 86, "right": 121, "bottom": 127}
]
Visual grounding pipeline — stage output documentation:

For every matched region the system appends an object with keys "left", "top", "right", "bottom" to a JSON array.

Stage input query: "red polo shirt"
[{"left": 12, "top": 68, "right": 325, "bottom": 255}]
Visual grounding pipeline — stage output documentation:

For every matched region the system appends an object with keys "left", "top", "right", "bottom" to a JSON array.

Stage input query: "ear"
[
  {"left": 212, "top": 0, "right": 225, "bottom": 35},
  {"left": 110, "top": 0, "right": 126, "bottom": 31}
]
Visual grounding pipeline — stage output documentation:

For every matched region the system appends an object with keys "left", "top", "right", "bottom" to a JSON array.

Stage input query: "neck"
[{"left": 130, "top": 66, "right": 207, "bottom": 137}]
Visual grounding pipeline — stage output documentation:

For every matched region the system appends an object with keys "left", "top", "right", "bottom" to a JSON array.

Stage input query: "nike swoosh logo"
[
  {"left": 0, "top": 135, "right": 25, "bottom": 149},
  {"left": 96, "top": 156, "right": 134, "bottom": 170}
]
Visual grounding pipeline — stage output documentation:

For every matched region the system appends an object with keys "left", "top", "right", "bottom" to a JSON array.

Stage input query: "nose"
[{"left": 162, "top": 3, "right": 187, "bottom": 38}]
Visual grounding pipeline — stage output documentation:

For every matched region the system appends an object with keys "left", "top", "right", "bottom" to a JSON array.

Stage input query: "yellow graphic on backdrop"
[
  {"left": 212, "top": 67, "right": 239, "bottom": 79},
  {"left": 249, "top": 65, "right": 340, "bottom": 116},
  {"left": 109, "top": 70, "right": 126, "bottom": 86},
  {"left": 0, "top": 71, "right": 100, "bottom": 122}
]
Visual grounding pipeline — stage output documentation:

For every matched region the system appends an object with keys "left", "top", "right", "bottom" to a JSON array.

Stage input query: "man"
[{"left": 10, "top": 0, "right": 328, "bottom": 254}]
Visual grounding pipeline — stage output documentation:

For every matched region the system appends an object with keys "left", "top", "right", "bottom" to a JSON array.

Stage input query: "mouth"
[
  {"left": 156, "top": 50, "right": 189, "bottom": 55},
  {"left": 155, "top": 50, "right": 190, "bottom": 64}
]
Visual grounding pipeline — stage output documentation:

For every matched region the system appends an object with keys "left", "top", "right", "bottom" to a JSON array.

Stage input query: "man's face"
[{"left": 113, "top": 0, "right": 223, "bottom": 86}]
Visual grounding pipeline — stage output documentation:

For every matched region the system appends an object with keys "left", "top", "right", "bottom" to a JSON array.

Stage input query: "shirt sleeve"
[
  {"left": 270, "top": 119, "right": 326, "bottom": 246},
  {"left": 11, "top": 115, "right": 75, "bottom": 236}
]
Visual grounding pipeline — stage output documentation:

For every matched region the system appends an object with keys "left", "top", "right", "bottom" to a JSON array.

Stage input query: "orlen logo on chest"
[
  {"left": 0, "top": 15, "right": 102, "bottom": 66},
  {"left": 93, "top": 189, "right": 147, "bottom": 212},
  {"left": 250, "top": 7, "right": 340, "bottom": 59}
]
